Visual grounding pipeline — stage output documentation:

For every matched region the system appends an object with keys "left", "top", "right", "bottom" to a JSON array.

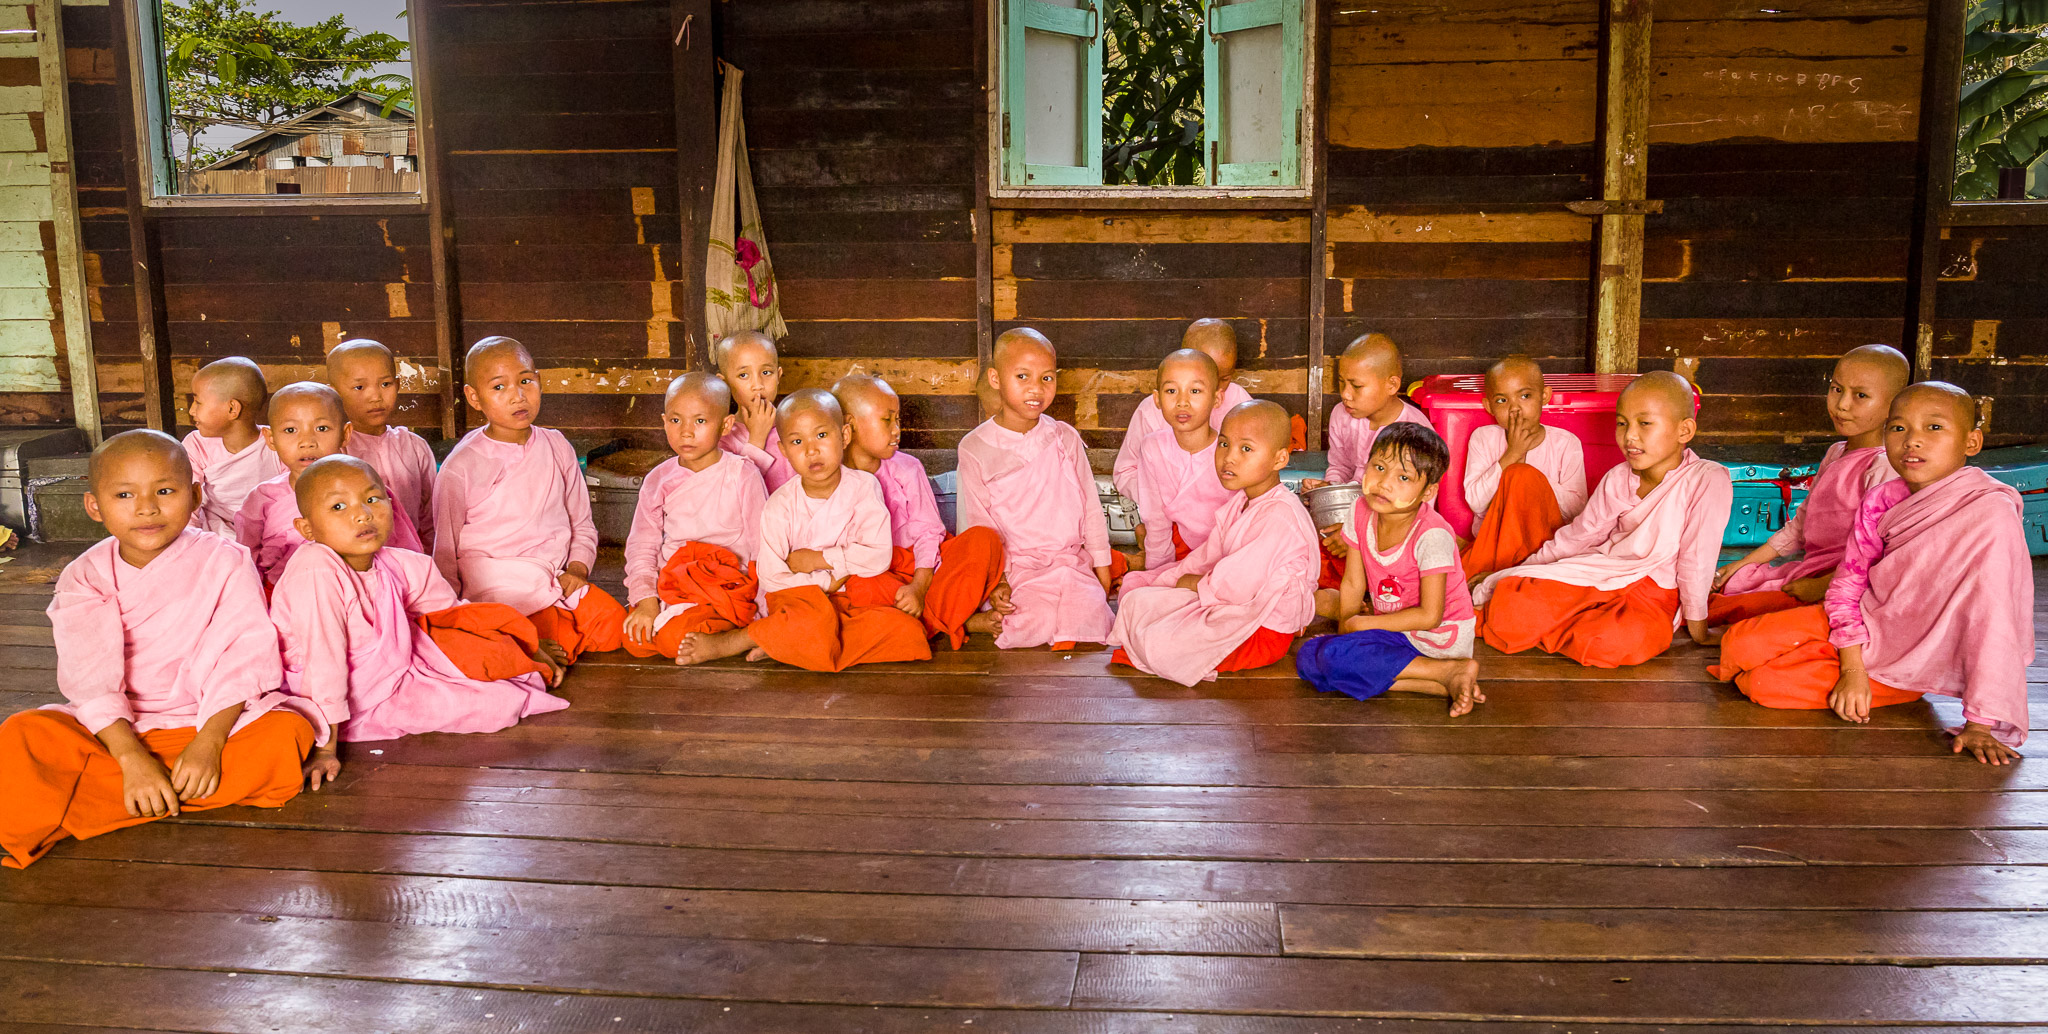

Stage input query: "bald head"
[
  {"left": 327, "top": 338, "right": 396, "bottom": 378},
  {"left": 1159, "top": 348, "right": 1219, "bottom": 384},
  {"left": 1891, "top": 380, "right": 1980, "bottom": 429},
  {"left": 666, "top": 371, "right": 731, "bottom": 414},
  {"left": 992, "top": 327, "right": 1056, "bottom": 370},
  {"left": 832, "top": 372, "right": 898, "bottom": 418},
  {"left": 775, "top": 387, "right": 844, "bottom": 432},
  {"left": 192, "top": 357, "right": 268, "bottom": 413},
  {"left": 1180, "top": 319, "right": 1239, "bottom": 376},
  {"left": 293, "top": 454, "right": 386, "bottom": 516},
  {"left": 712, "top": 330, "right": 778, "bottom": 370},
  {"left": 1339, "top": 333, "right": 1402, "bottom": 379},
  {"left": 1837, "top": 344, "right": 1910, "bottom": 394},
  {"left": 464, "top": 336, "right": 534, "bottom": 385},
  {"left": 1485, "top": 356, "right": 1546, "bottom": 394},
  {"left": 1221, "top": 399, "right": 1292, "bottom": 449},
  {"left": 88, "top": 429, "right": 190, "bottom": 493},
  {"left": 1619, "top": 370, "right": 1698, "bottom": 420},
  {"left": 269, "top": 381, "right": 346, "bottom": 424}
]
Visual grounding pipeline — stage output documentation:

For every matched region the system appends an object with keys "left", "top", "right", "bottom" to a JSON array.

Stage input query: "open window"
[
  {"left": 1955, "top": 0, "right": 2048, "bottom": 201},
  {"left": 128, "top": 0, "right": 420, "bottom": 204},
  {"left": 995, "top": 0, "right": 1309, "bottom": 194}
]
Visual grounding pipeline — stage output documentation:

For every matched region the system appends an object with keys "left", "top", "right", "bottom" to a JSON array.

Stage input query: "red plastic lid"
[{"left": 1415, "top": 373, "right": 1639, "bottom": 397}]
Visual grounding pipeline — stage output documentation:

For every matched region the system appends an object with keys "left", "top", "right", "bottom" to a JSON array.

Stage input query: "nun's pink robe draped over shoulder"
[{"left": 956, "top": 415, "right": 1115, "bottom": 648}]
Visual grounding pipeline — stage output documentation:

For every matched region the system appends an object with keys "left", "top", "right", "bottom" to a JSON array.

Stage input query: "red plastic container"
[{"left": 1409, "top": 373, "right": 1639, "bottom": 537}]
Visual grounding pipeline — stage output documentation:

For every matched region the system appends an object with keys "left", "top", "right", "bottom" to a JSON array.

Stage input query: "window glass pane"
[
  {"left": 1956, "top": 0, "right": 2048, "bottom": 200},
  {"left": 160, "top": 0, "right": 417, "bottom": 197},
  {"left": 1218, "top": 18, "right": 1283, "bottom": 167},
  {"left": 1025, "top": 0, "right": 1089, "bottom": 170}
]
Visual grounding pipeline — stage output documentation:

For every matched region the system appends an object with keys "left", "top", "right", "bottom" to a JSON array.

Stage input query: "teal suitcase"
[{"left": 1723, "top": 461, "right": 1817, "bottom": 548}]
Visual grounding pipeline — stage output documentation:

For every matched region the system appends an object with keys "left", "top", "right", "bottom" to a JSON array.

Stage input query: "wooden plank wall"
[
  {"left": 0, "top": 0, "right": 64, "bottom": 401},
  {"left": 1936, "top": 227, "right": 2048, "bottom": 444}
]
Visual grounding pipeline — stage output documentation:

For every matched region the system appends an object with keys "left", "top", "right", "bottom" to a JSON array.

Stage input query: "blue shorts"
[{"left": 1295, "top": 630, "right": 1422, "bottom": 701}]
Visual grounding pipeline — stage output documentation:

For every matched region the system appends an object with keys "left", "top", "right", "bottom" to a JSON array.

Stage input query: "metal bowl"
[{"left": 1302, "top": 482, "right": 1362, "bottom": 530}]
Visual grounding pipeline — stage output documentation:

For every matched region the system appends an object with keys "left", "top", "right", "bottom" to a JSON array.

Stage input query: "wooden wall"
[
  {"left": 13, "top": 0, "right": 2048, "bottom": 451},
  {"left": 0, "top": 0, "right": 67, "bottom": 406}
]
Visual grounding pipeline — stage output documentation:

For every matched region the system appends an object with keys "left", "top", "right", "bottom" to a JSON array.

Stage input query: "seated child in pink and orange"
[
  {"left": 236, "top": 382, "right": 424, "bottom": 587},
  {"left": 1113, "top": 318, "right": 1255, "bottom": 505},
  {"left": 1459, "top": 357, "right": 1587, "bottom": 582},
  {"left": 181, "top": 357, "right": 283, "bottom": 535},
  {"left": 1129, "top": 349, "right": 1236, "bottom": 570},
  {"left": 331, "top": 338, "right": 439, "bottom": 548},
  {"left": 714, "top": 330, "right": 795, "bottom": 492}
]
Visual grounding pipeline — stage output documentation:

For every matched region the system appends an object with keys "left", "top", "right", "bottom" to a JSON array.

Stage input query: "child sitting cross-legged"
[
  {"left": 1296, "top": 422, "right": 1483, "bottom": 716},
  {"left": 238, "top": 381, "right": 424, "bottom": 587},
  {"left": 1460, "top": 356, "right": 1587, "bottom": 583}
]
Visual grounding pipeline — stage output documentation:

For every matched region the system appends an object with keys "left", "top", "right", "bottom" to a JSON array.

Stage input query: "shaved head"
[
  {"left": 1891, "top": 380, "right": 1980, "bottom": 429},
  {"left": 269, "top": 380, "right": 346, "bottom": 424},
  {"left": 88, "top": 428, "right": 190, "bottom": 493},
  {"left": 464, "top": 336, "right": 534, "bottom": 384},
  {"left": 192, "top": 356, "right": 268, "bottom": 411},
  {"left": 1159, "top": 348, "right": 1219, "bottom": 384},
  {"left": 1619, "top": 369, "right": 1698, "bottom": 419},
  {"left": 1180, "top": 319, "right": 1239, "bottom": 372},
  {"left": 775, "top": 387, "right": 844, "bottom": 432},
  {"left": 293, "top": 454, "right": 386, "bottom": 515},
  {"left": 1339, "top": 333, "right": 1402, "bottom": 379},
  {"left": 327, "top": 338, "right": 396, "bottom": 377},
  {"left": 832, "top": 372, "right": 898, "bottom": 418},
  {"left": 712, "top": 330, "right": 778, "bottom": 369},
  {"left": 666, "top": 371, "right": 732, "bottom": 414},
  {"left": 1220, "top": 399, "right": 1292, "bottom": 448},
  {"left": 1838, "top": 344, "right": 1910, "bottom": 394},
  {"left": 992, "top": 327, "right": 1056, "bottom": 370},
  {"left": 1485, "top": 356, "right": 1546, "bottom": 393}
]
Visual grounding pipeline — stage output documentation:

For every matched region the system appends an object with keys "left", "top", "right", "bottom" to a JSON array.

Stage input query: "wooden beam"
[
  {"left": 1591, "top": 0, "right": 1650, "bottom": 376},
  {"left": 672, "top": 0, "right": 717, "bottom": 367},
  {"left": 973, "top": 0, "right": 994, "bottom": 390},
  {"left": 113, "top": 0, "right": 172, "bottom": 430},
  {"left": 409, "top": 0, "right": 462, "bottom": 440},
  {"left": 1306, "top": 0, "right": 1331, "bottom": 450},
  {"left": 1905, "top": 0, "right": 1966, "bottom": 379},
  {"left": 37, "top": 0, "right": 98, "bottom": 443}
]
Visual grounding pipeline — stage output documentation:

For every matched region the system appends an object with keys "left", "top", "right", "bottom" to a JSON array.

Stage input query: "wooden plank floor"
[{"left": 2, "top": 542, "right": 2047, "bottom": 1031}]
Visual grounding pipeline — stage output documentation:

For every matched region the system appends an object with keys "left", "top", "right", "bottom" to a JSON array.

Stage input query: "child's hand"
[
  {"left": 1953, "top": 722, "right": 2022, "bottom": 765},
  {"left": 1339, "top": 614, "right": 1378, "bottom": 634},
  {"left": 739, "top": 397, "right": 776, "bottom": 446},
  {"left": 1175, "top": 573, "right": 1202, "bottom": 593},
  {"left": 169, "top": 733, "right": 227, "bottom": 803},
  {"left": 303, "top": 745, "right": 342, "bottom": 792},
  {"left": 1686, "top": 619, "right": 1720, "bottom": 647},
  {"left": 623, "top": 598, "right": 660, "bottom": 645},
  {"left": 786, "top": 548, "right": 831, "bottom": 574},
  {"left": 1787, "top": 573, "right": 1833, "bottom": 604},
  {"left": 1828, "top": 667, "right": 1873, "bottom": 723},
  {"left": 988, "top": 580, "right": 1015, "bottom": 615},
  {"left": 1095, "top": 565, "right": 1115, "bottom": 595},
  {"left": 118, "top": 751, "right": 180, "bottom": 818},
  {"left": 1712, "top": 559, "right": 1751, "bottom": 592},
  {"left": 557, "top": 570, "right": 589, "bottom": 599},
  {"left": 1500, "top": 409, "right": 1540, "bottom": 467},
  {"left": 1298, "top": 478, "right": 1328, "bottom": 493},
  {"left": 1320, "top": 525, "right": 1348, "bottom": 558},
  {"left": 894, "top": 580, "right": 927, "bottom": 618}
]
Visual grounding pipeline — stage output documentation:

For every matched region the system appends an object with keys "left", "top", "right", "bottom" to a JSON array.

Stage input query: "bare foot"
[
  {"left": 1314, "top": 588, "right": 1341, "bottom": 621},
  {"left": 1447, "top": 658, "right": 1484, "bottom": 717},
  {"left": 965, "top": 610, "right": 1002, "bottom": 636},
  {"left": 528, "top": 649, "right": 564, "bottom": 689},
  {"left": 744, "top": 647, "right": 769, "bottom": 661},
  {"left": 536, "top": 639, "right": 571, "bottom": 670},
  {"left": 675, "top": 627, "right": 754, "bottom": 666}
]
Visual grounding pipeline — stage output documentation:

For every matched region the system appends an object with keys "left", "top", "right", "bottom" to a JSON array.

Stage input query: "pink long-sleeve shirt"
[
  {"left": 1476, "top": 451, "right": 1733, "bottom": 624},
  {"left": 1324, "top": 400, "right": 1431, "bottom": 486},
  {"left": 1112, "top": 381, "right": 1256, "bottom": 502},
  {"left": 621, "top": 451, "right": 767, "bottom": 607},
  {"left": 756, "top": 467, "right": 896, "bottom": 596},
  {"left": 1133, "top": 429, "right": 1233, "bottom": 570},
  {"left": 345, "top": 425, "right": 438, "bottom": 548},
  {"left": 182, "top": 429, "right": 285, "bottom": 536},
  {"left": 1462, "top": 422, "right": 1588, "bottom": 522},
  {"left": 236, "top": 471, "right": 424, "bottom": 587},
  {"left": 432, "top": 426, "right": 599, "bottom": 616},
  {"left": 44, "top": 529, "right": 321, "bottom": 741},
  {"left": 721, "top": 423, "right": 795, "bottom": 493},
  {"left": 957, "top": 415, "right": 1115, "bottom": 648},
  {"left": 1822, "top": 477, "right": 1912, "bottom": 650},
  {"left": 873, "top": 450, "right": 947, "bottom": 571}
]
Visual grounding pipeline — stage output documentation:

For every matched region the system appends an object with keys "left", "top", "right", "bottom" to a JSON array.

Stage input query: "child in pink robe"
[
  {"left": 957, "top": 329, "right": 1116, "bottom": 650},
  {"left": 236, "top": 382, "right": 421, "bottom": 586},
  {"left": 714, "top": 330, "right": 795, "bottom": 492},
  {"left": 331, "top": 338, "right": 439, "bottom": 548},
  {"left": 0, "top": 431, "right": 320, "bottom": 868},
  {"left": 434, "top": 337, "right": 627, "bottom": 666},
  {"left": 1112, "top": 317, "right": 1253, "bottom": 503},
  {"left": 1131, "top": 350, "right": 1237, "bottom": 569},
  {"left": 1299, "top": 333, "right": 1431, "bottom": 591},
  {"left": 181, "top": 357, "right": 282, "bottom": 535},
  {"left": 1112, "top": 401, "right": 1318, "bottom": 686},
  {"left": 1459, "top": 359, "right": 1588, "bottom": 582}
]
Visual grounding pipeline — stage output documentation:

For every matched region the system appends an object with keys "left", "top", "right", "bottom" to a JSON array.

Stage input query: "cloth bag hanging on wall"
[{"left": 704, "top": 62, "right": 788, "bottom": 343}]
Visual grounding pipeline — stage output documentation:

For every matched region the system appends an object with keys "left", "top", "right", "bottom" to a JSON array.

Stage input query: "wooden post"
[
  {"left": 410, "top": 0, "right": 463, "bottom": 439},
  {"left": 1304, "top": 0, "right": 1330, "bottom": 450},
  {"left": 1591, "top": 0, "right": 1650, "bottom": 375},
  {"left": 1905, "top": 0, "right": 1965, "bottom": 379},
  {"left": 37, "top": 0, "right": 98, "bottom": 443},
  {"left": 672, "top": 0, "right": 717, "bottom": 367},
  {"left": 113, "top": 0, "right": 172, "bottom": 430},
  {"left": 973, "top": 0, "right": 994, "bottom": 386}
]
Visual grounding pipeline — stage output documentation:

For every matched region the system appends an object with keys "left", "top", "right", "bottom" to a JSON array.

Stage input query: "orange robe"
[
  {"left": 1482, "top": 575, "right": 1680, "bottom": 669},
  {"left": 526, "top": 585, "right": 627, "bottom": 664},
  {"left": 417, "top": 602, "right": 551, "bottom": 682},
  {"left": 1709, "top": 604, "right": 1921, "bottom": 711},
  {"left": 923, "top": 526, "right": 1005, "bottom": 648},
  {"left": 621, "top": 541, "right": 761, "bottom": 660},
  {"left": 748, "top": 468, "right": 932, "bottom": 671},
  {"left": 750, "top": 586, "right": 934, "bottom": 672},
  {"left": 1461, "top": 463, "right": 1565, "bottom": 580},
  {"left": 1705, "top": 589, "right": 1803, "bottom": 628},
  {"left": 0, "top": 709, "right": 314, "bottom": 869}
]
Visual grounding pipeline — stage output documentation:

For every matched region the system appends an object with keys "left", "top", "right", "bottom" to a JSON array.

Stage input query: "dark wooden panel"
[
  {"left": 1014, "top": 243, "right": 1311, "bottom": 281},
  {"left": 722, "top": 30, "right": 972, "bottom": 71},
  {"left": 1015, "top": 278, "right": 1308, "bottom": 320},
  {"left": 1643, "top": 281, "right": 1906, "bottom": 320},
  {"left": 994, "top": 318, "right": 1312, "bottom": 362}
]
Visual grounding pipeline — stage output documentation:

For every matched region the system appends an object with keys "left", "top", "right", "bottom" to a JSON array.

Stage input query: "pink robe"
[
  {"left": 1475, "top": 451, "right": 1733, "bottom": 625},
  {"left": 432, "top": 426, "right": 600, "bottom": 616},
  {"left": 1110, "top": 486, "right": 1319, "bottom": 686},
  {"left": 1723, "top": 442, "right": 1897, "bottom": 596},
  {"left": 622, "top": 450, "right": 767, "bottom": 630},
  {"left": 1112, "top": 381, "right": 1256, "bottom": 502},
  {"left": 1825, "top": 466, "right": 2032, "bottom": 746},
  {"left": 44, "top": 530, "right": 325, "bottom": 742},
  {"left": 757, "top": 468, "right": 895, "bottom": 595},
  {"left": 957, "top": 416, "right": 1115, "bottom": 648},
  {"left": 721, "top": 424, "right": 795, "bottom": 494},
  {"left": 875, "top": 450, "right": 946, "bottom": 571},
  {"left": 1463, "top": 422, "right": 1589, "bottom": 522},
  {"left": 271, "top": 544, "right": 563, "bottom": 742},
  {"left": 182, "top": 430, "right": 285, "bottom": 536},
  {"left": 345, "top": 425, "right": 439, "bottom": 549},
  {"left": 236, "top": 471, "right": 424, "bottom": 587},
  {"left": 1133, "top": 429, "right": 1233, "bottom": 570},
  {"left": 1324, "top": 400, "right": 1430, "bottom": 485}
]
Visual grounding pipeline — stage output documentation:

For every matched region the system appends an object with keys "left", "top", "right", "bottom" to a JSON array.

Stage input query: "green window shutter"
[
  {"left": 1203, "top": 0, "right": 1303, "bottom": 187},
  {"left": 1002, "top": 0, "right": 1104, "bottom": 186}
]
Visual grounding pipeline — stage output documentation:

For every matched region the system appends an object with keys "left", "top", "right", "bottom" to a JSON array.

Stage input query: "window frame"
[
  {"left": 986, "top": 0, "right": 1316, "bottom": 201},
  {"left": 1938, "top": 0, "right": 2048, "bottom": 225},
  {"left": 122, "top": 0, "right": 428, "bottom": 211}
]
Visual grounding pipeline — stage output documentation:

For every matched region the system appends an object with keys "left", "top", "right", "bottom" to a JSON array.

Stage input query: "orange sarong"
[
  {"left": 923, "top": 526, "right": 1005, "bottom": 649},
  {"left": 1706, "top": 589, "right": 1803, "bottom": 628},
  {"left": 748, "top": 585, "right": 934, "bottom": 672},
  {"left": 1113, "top": 625, "right": 1294, "bottom": 675},
  {"left": 527, "top": 584, "right": 628, "bottom": 664},
  {"left": 1481, "top": 574, "right": 1679, "bottom": 668},
  {"left": 1707, "top": 603, "right": 1921, "bottom": 710},
  {"left": 1461, "top": 463, "right": 1565, "bottom": 580},
  {"left": 419, "top": 602, "right": 549, "bottom": 681},
  {"left": 623, "top": 542, "right": 761, "bottom": 660},
  {"left": 0, "top": 709, "right": 315, "bottom": 869},
  {"left": 842, "top": 546, "right": 922, "bottom": 611}
]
